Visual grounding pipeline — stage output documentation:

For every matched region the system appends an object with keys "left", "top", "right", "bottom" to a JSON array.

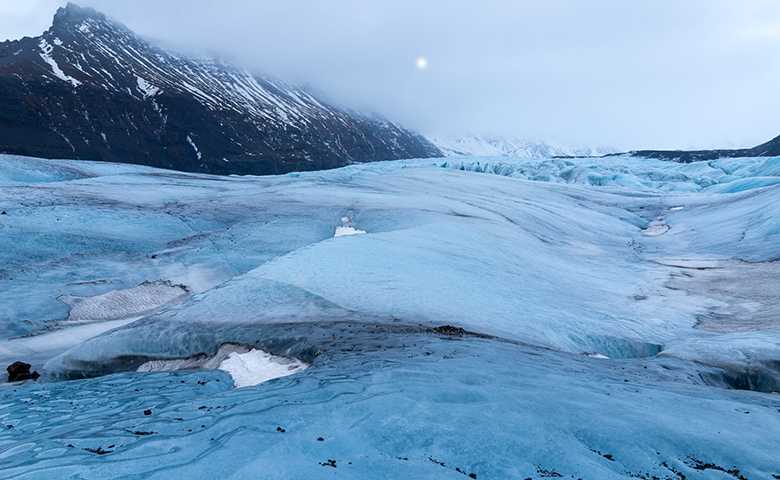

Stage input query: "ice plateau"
[{"left": 0, "top": 153, "right": 779, "bottom": 479}]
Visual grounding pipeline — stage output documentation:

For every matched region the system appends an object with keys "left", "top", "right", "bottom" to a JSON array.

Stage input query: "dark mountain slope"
[{"left": 0, "top": 3, "right": 441, "bottom": 175}]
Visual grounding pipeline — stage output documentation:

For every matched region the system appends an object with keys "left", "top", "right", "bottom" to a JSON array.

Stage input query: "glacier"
[{"left": 1, "top": 153, "right": 779, "bottom": 478}]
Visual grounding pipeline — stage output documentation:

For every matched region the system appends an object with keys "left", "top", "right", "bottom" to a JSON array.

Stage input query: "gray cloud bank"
[{"left": 2, "top": 0, "right": 780, "bottom": 150}]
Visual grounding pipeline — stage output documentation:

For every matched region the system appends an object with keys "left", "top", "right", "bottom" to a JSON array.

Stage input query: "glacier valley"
[{"left": 0, "top": 153, "right": 779, "bottom": 479}]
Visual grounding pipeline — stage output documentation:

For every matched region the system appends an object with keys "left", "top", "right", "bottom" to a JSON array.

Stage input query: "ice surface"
[
  {"left": 1, "top": 153, "right": 780, "bottom": 477},
  {"left": 2, "top": 333, "right": 779, "bottom": 479}
]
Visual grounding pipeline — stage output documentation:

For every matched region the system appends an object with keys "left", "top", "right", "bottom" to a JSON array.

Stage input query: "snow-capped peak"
[{"left": 426, "top": 134, "right": 619, "bottom": 158}]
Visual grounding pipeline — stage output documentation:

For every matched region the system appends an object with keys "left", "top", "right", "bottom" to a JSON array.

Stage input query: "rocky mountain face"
[
  {"left": 628, "top": 135, "right": 780, "bottom": 163},
  {"left": 426, "top": 134, "right": 619, "bottom": 158},
  {"left": 0, "top": 3, "right": 441, "bottom": 175}
]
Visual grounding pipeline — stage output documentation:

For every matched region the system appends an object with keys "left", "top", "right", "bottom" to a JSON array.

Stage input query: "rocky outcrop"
[{"left": 6, "top": 361, "right": 40, "bottom": 382}]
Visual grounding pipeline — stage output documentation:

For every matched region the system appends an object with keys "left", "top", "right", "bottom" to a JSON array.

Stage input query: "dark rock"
[
  {"left": 83, "top": 446, "right": 112, "bottom": 455},
  {"left": 317, "top": 437, "right": 324, "bottom": 441},
  {"left": 432, "top": 325, "right": 467, "bottom": 336},
  {"left": 143, "top": 409, "right": 152, "bottom": 415},
  {"left": 6, "top": 361, "right": 39, "bottom": 382}
]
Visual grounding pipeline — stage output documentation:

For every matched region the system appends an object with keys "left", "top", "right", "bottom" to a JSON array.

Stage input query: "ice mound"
[
  {"left": 59, "top": 280, "right": 190, "bottom": 323},
  {"left": 0, "top": 154, "right": 164, "bottom": 186},
  {"left": 41, "top": 278, "right": 391, "bottom": 381},
  {"left": 659, "top": 331, "right": 780, "bottom": 393},
  {"left": 137, "top": 343, "right": 309, "bottom": 388},
  {"left": 0, "top": 318, "right": 139, "bottom": 374}
]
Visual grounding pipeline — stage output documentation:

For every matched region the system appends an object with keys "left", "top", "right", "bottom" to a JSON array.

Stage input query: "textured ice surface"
[
  {"left": 2, "top": 331, "right": 779, "bottom": 479},
  {"left": 1, "top": 153, "right": 780, "bottom": 477}
]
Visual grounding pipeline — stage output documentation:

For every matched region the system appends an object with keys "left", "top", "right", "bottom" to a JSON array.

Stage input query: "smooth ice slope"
[{"left": 1, "top": 153, "right": 779, "bottom": 478}]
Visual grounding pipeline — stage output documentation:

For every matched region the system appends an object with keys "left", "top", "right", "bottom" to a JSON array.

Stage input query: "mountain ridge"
[
  {"left": 0, "top": 3, "right": 441, "bottom": 175},
  {"left": 426, "top": 134, "right": 619, "bottom": 158},
  {"left": 625, "top": 134, "right": 780, "bottom": 162}
]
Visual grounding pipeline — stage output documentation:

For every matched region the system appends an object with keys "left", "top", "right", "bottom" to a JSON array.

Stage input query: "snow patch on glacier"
[
  {"left": 137, "top": 343, "right": 309, "bottom": 388},
  {"left": 58, "top": 280, "right": 189, "bottom": 323}
]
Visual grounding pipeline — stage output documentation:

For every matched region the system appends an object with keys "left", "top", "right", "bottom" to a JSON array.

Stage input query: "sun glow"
[{"left": 416, "top": 57, "right": 427, "bottom": 69}]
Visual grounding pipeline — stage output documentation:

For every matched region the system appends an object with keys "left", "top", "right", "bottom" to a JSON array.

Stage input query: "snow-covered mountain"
[
  {"left": 426, "top": 134, "right": 619, "bottom": 158},
  {"left": 0, "top": 3, "right": 441, "bottom": 175}
]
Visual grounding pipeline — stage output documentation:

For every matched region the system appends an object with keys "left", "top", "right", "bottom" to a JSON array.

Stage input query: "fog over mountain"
[
  {"left": 2, "top": 0, "right": 780, "bottom": 151},
  {"left": 0, "top": 4, "right": 440, "bottom": 174}
]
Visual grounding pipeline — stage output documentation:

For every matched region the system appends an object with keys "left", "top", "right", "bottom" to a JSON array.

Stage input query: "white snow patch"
[
  {"left": 335, "top": 226, "right": 367, "bottom": 237},
  {"left": 668, "top": 206, "right": 684, "bottom": 211},
  {"left": 186, "top": 135, "right": 202, "bottom": 160},
  {"left": 219, "top": 349, "right": 309, "bottom": 388},
  {"left": 136, "top": 76, "right": 160, "bottom": 98},
  {"left": 38, "top": 39, "right": 81, "bottom": 87},
  {"left": 335, "top": 216, "right": 366, "bottom": 237}
]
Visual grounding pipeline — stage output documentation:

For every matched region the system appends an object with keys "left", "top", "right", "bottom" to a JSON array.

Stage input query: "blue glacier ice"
[{"left": 1, "top": 153, "right": 779, "bottom": 478}]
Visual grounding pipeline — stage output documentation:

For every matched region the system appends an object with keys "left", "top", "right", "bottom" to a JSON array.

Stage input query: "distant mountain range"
[
  {"left": 426, "top": 134, "right": 619, "bottom": 158},
  {"left": 0, "top": 3, "right": 441, "bottom": 175},
  {"left": 428, "top": 132, "right": 780, "bottom": 163},
  {"left": 625, "top": 134, "right": 780, "bottom": 162}
]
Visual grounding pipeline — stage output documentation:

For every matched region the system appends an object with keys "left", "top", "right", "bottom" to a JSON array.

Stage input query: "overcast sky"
[{"left": 2, "top": 0, "right": 780, "bottom": 150}]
